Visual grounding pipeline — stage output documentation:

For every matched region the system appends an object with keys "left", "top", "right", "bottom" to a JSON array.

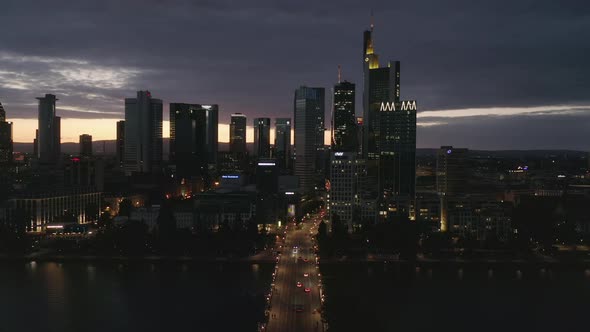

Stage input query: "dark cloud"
[{"left": 0, "top": 0, "right": 589, "bottom": 148}]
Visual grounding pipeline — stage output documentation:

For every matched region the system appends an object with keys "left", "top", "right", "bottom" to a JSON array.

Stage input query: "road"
[{"left": 265, "top": 214, "right": 324, "bottom": 332}]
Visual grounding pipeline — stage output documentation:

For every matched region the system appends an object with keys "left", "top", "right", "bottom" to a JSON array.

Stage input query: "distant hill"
[
  {"left": 12, "top": 142, "right": 588, "bottom": 159},
  {"left": 14, "top": 139, "right": 231, "bottom": 155}
]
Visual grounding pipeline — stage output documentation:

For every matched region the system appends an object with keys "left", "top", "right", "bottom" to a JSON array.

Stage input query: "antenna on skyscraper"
[
  {"left": 337, "top": 65, "right": 342, "bottom": 83},
  {"left": 370, "top": 9, "right": 374, "bottom": 30}
]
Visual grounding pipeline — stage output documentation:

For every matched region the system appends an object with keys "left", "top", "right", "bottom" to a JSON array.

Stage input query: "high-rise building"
[
  {"left": 274, "top": 118, "right": 291, "bottom": 171},
  {"left": 378, "top": 100, "right": 417, "bottom": 198},
  {"left": 329, "top": 151, "right": 367, "bottom": 232},
  {"left": 294, "top": 86, "right": 325, "bottom": 194},
  {"left": 79, "top": 134, "right": 93, "bottom": 157},
  {"left": 362, "top": 24, "right": 400, "bottom": 160},
  {"left": 116, "top": 121, "right": 125, "bottom": 166},
  {"left": 332, "top": 80, "right": 356, "bottom": 152},
  {"left": 256, "top": 159, "right": 279, "bottom": 226},
  {"left": 124, "top": 91, "right": 163, "bottom": 175},
  {"left": 0, "top": 101, "right": 13, "bottom": 165},
  {"left": 360, "top": 21, "right": 416, "bottom": 220},
  {"left": 356, "top": 117, "right": 364, "bottom": 157},
  {"left": 36, "top": 94, "right": 61, "bottom": 164},
  {"left": 436, "top": 146, "right": 469, "bottom": 196},
  {"left": 256, "top": 159, "right": 278, "bottom": 195},
  {"left": 437, "top": 146, "right": 469, "bottom": 232},
  {"left": 230, "top": 113, "right": 247, "bottom": 154},
  {"left": 253, "top": 118, "right": 271, "bottom": 158},
  {"left": 169, "top": 103, "right": 218, "bottom": 180}
]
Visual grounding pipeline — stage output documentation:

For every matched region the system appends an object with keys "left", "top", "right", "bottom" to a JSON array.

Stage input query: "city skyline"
[
  {"left": 0, "top": 3, "right": 588, "bottom": 332},
  {"left": 1, "top": 1, "right": 590, "bottom": 150}
]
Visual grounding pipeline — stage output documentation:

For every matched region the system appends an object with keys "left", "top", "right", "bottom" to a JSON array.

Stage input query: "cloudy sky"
[{"left": 1, "top": 0, "right": 589, "bottom": 149}]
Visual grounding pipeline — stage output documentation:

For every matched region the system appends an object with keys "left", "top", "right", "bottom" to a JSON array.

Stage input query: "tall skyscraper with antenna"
[{"left": 361, "top": 17, "right": 416, "bottom": 220}]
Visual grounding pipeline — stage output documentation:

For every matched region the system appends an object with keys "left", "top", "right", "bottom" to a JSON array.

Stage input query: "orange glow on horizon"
[{"left": 11, "top": 118, "right": 320, "bottom": 145}]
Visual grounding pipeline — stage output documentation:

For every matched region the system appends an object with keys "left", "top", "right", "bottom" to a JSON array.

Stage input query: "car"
[
  {"left": 296, "top": 281, "right": 302, "bottom": 288},
  {"left": 298, "top": 256, "right": 302, "bottom": 260},
  {"left": 303, "top": 273, "right": 309, "bottom": 277},
  {"left": 304, "top": 287, "right": 311, "bottom": 293},
  {"left": 294, "top": 305, "right": 304, "bottom": 313},
  {"left": 303, "top": 258, "right": 309, "bottom": 262}
]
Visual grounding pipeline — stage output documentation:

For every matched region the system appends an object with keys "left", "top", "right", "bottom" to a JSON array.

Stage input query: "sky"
[{"left": 1, "top": 0, "right": 590, "bottom": 150}]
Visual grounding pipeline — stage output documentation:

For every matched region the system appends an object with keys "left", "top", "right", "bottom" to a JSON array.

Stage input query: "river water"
[
  {"left": 321, "top": 262, "right": 590, "bottom": 332},
  {"left": 0, "top": 261, "right": 273, "bottom": 332},
  {"left": 3, "top": 260, "right": 588, "bottom": 332}
]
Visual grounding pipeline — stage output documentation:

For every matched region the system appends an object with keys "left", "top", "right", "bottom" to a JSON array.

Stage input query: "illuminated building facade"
[
  {"left": 362, "top": 24, "right": 400, "bottom": 161},
  {"left": 329, "top": 151, "right": 367, "bottom": 232},
  {"left": 7, "top": 189, "right": 101, "bottom": 232},
  {"left": 360, "top": 22, "right": 416, "bottom": 220},
  {"left": 332, "top": 81, "right": 356, "bottom": 152}
]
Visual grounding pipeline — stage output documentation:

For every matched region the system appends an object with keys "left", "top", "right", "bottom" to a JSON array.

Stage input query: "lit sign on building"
[
  {"left": 221, "top": 175, "right": 240, "bottom": 179},
  {"left": 288, "top": 204, "right": 296, "bottom": 217},
  {"left": 334, "top": 152, "right": 344, "bottom": 156},
  {"left": 258, "top": 162, "right": 276, "bottom": 166},
  {"left": 285, "top": 192, "right": 295, "bottom": 195},
  {"left": 379, "top": 100, "right": 417, "bottom": 112}
]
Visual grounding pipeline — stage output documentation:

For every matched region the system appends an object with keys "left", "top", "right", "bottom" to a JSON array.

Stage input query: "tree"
[
  {"left": 118, "top": 199, "right": 133, "bottom": 217},
  {"left": 85, "top": 202, "right": 99, "bottom": 223},
  {"left": 317, "top": 220, "right": 327, "bottom": 240},
  {"left": 331, "top": 213, "right": 343, "bottom": 236}
]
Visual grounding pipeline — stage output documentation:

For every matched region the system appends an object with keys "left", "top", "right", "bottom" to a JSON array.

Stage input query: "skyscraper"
[
  {"left": 253, "top": 118, "right": 271, "bottom": 158},
  {"left": 362, "top": 24, "right": 400, "bottom": 160},
  {"left": 332, "top": 80, "right": 356, "bottom": 152},
  {"left": 79, "top": 134, "right": 92, "bottom": 157},
  {"left": 169, "top": 103, "right": 218, "bottom": 180},
  {"left": 437, "top": 146, "right": 469, "bottom": 232},
  {"left": 378, "top": 100, "right": 417, "bottom": 199},
  {"left": 36, "top": 94, "right": 61, "bottom": 164},
  {"left": 294, "top": 86, "right": 325, "bottom": 194},
  {"left": 116, "top": 121, "right": 125, "bottom": 166},
  {"left": 361, "top": 21, "right": 416, "bottom": 220},
  {"left": 329, "top": 151, "right": 366, "bottom": 232},
  {"left": 230, "top": 113, "right": 247, "bottom": 154},
  {"left": 0, "top": 101, "right": 13, "bottom": 165},
  {"left": 274, "top": 118, "right": 291, "bottom": 171},
  {"left": 124, "top": 91, "right": 163, "bottom": 175}
]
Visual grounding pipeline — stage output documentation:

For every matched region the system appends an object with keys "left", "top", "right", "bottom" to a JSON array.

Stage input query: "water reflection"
[
  {"left": 252, "top": 263, "right": 260, "bottom": 278},
  {"left": 28, "top": 261, "right": 37, "bottom": 271},
  {"left": 87, "top": 264, "right": 96, "bottom": 282},
  {"left": 45, "top": 262, "right": 66, "bottom": 330}
]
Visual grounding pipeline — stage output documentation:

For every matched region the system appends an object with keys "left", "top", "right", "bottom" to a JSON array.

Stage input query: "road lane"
[{"left": 265, "top": 214, "right": 323, "bottom": 332}]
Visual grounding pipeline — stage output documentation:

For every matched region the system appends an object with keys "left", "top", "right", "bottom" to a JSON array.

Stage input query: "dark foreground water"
[
  {"left": 0, "top": 261, "right": 273, "bottom": 332},
  {"left": 321, "top": 262, "right": 590, "bottom": 332}
]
